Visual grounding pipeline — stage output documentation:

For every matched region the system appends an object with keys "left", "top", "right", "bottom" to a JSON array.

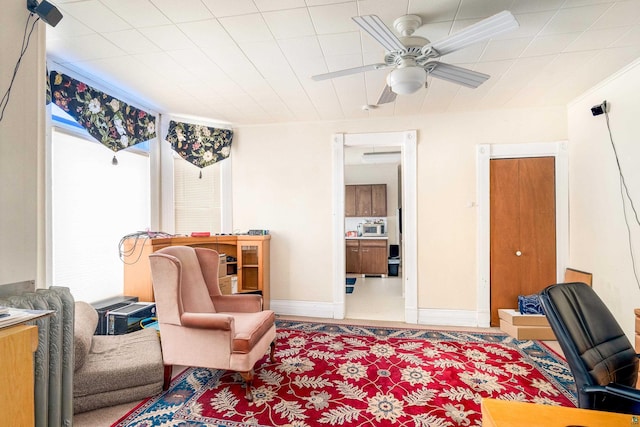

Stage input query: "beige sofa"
[{"left": 73, "top": 301, "right": 165, "bottom": 413}]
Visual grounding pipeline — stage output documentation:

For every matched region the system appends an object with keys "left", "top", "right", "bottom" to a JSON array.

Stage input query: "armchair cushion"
[{"left": 227, "top": 310, "right": 276, "bottom": 354}]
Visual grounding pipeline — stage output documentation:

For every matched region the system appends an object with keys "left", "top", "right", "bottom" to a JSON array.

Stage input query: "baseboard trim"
[
  {"left": 271, "top": 300, "right": 335, "bottom": 319},
  {"left": 272, "top": 300, "right": 482, "bottom": 328},
  {"left": 418, "top": 308, "right": 480, "bottom": 328}
]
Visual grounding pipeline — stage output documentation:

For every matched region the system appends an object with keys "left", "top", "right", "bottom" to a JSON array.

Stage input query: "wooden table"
[{"left": 481, "top": 398, "right": 638, "bottom": 427}]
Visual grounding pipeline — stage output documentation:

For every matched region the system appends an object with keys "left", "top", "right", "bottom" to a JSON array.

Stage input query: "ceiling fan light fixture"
[{"left": 387, "top": 67, "right": 426, "bottom": 95}]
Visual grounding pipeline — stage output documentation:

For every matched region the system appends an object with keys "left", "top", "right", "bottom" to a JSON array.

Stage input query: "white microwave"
[{"left": 361, "top": 223, "right": 384, "bottom": 236}]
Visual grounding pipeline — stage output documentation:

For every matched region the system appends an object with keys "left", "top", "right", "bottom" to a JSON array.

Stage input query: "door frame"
[
  {"left": 332, "top": 131, "right": 418, "bottom": 323},
  {"left": 477, "top": 142, "right": 568, "bottom": 327}
]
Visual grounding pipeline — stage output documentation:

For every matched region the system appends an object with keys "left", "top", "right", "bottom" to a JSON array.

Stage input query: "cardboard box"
[
  {"left": 499, "top": 319, "right": 556, "bottom": 341},
  {"left": 219, "top": 275, "right": 232, "bottom": 295},
  {"left": 498, "top": 309, "right": 549, "bottom": 327},
  {"left": 218, "top": 254, "right": 227, "bottom": 278}
]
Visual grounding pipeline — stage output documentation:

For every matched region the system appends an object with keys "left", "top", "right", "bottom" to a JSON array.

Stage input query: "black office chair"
[{"left": 539, "top": 282, "right": 640, "bottom": 415}]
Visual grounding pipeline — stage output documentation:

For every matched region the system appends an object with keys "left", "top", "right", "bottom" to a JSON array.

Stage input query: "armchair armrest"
[
  {"left": 583, "top": 383, "right": 640, "bottom": 403},
  {"left": 180, "top": 312, "right": 234, "bottom": 330},
  {"left": 211, "top": 294, "right": 263, "bottom": 312}
]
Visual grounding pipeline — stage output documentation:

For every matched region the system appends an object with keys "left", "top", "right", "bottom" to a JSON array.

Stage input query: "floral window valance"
[
  {"left": 165, "top": 120, "right": 233, "bottom": 171},
  {"left": 49, "top": 71, "right": 156, "bottom": 152}
]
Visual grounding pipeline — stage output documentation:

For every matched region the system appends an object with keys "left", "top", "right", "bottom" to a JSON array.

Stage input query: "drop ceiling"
[{"left": 46, "top": 0, "right": 640, "bottom": 125}]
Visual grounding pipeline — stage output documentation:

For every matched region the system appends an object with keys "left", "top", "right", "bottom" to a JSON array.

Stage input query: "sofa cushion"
[
  {"left": 74, "top": 301, "right": 99, "bottom": 371},
  {"left": 73, "top": 327, "right": 164, "bottom": 413}
]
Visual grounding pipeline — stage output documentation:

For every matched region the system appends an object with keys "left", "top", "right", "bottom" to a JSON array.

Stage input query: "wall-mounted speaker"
[{"left": 27, "top": 0, "right": 63, "bottom": 27}]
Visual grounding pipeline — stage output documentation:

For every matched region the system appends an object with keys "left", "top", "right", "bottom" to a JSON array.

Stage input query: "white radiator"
[{"left": 0, "top": 286, "right": 74, "bottom": 427}]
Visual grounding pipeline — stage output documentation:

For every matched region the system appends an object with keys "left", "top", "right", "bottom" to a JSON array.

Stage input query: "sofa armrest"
[{"left": 180, "top": 312, "right": 234, "bottom": 330}]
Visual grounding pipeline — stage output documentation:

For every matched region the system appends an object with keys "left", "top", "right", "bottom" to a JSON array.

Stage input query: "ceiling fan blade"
[
  {"left": 422, "top": 10, "right": 519, "bottom": 57},
  {"left": 311, "top": 63, "right": 389, "bottom": 81},
  {"left": 352, "top": 15, "right": 405, "bottom": 52},
  {"left": 376, "top": 85, "right": 397, "bottom": 105},
  {"left": 425, "top": 62, "right": 489, "bottom": 88}
]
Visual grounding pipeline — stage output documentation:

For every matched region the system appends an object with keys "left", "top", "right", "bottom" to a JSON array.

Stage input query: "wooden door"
[
  {"left": 371, "top": 184, "right": 387, "bottom": 216},
  {"left": 345, "top": 185, "right": 356, "bottom": 217},
  {"left": 490, "top": 157, "right": 556, "bottom": 326}
]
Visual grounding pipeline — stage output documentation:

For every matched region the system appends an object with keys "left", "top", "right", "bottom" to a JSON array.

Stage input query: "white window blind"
[
  {"left": 173, "top": 157, "right": 222, "bottom": 235},
  {"left": 51, "top": 128, "right": 150, "bottom": 302}
]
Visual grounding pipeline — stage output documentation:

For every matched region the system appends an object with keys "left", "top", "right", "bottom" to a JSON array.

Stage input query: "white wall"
[
  {"left": 0, "top": 4, "right": 46, "bottom": 286},
  {"left": 233, "top": 107, "right": 567, "bottom": 313},
  {"left": 568, "top": 59, "right": 640, "bottom": 340}
]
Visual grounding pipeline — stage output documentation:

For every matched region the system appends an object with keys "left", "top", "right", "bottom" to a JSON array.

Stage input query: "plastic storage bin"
[{"left": 345, "top": 277, "right": 356, "bottom": 293}]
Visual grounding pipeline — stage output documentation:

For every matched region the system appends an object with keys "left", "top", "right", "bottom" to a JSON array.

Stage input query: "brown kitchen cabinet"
[
  {"left": 346, "top": 239, "right": 360, "bottom": 273},
  {"left": 345, "top": 239, "right": 388, "bottom": 276},
  {"left": 345, "top": 184, "right": 387, "bottom": 217}
]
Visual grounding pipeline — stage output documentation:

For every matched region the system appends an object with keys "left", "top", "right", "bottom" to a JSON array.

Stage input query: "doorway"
[
  {"left": 489, "top": 157, "right": 557, "bottom": 326},
  {"left": 332, "top": 131, "right": 418, "bottom": 323},
  {"left": 344, "top": 147, "right": 403, "bottom": 321},
  {"left": 477, "top": 142, "right": 569, "bottom": 328}
]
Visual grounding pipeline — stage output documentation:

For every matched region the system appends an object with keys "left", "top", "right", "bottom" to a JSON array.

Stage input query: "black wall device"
[
  {"left": 591, "top": 100, "right": 607, "bottom": 116},
  {"left": 27, "top": 0, "right": 63, "bottom": 27}
]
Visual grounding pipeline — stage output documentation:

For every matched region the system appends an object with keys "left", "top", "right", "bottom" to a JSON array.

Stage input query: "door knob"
[{"left": 515, "top": 250, "right": 522, "bottom": 257}]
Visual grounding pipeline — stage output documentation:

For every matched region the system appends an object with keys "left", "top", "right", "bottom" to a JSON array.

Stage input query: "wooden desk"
[
  {"left": 124, "top": 235, "right": 271, "bottom": 308},
  {"left": 0, "top": 325, "right": 38, "bottom": 426},
  {"left": 481, "top": 398, "right": 637, "bottom": 427}
]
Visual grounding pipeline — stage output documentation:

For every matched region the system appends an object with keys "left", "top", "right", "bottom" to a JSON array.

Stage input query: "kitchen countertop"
[{"left": 345, "top": 236, "right": 388, "bottom": 240}]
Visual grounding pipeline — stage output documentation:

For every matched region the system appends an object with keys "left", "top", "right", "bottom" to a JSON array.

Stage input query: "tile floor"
[{"left": 344, "top": 274, "right": 405, "bottom": 322}]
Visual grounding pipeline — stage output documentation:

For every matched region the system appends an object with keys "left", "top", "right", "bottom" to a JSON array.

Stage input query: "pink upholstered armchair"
[{"left": 148, "top": 246, "right": 276, "bottom": 401}]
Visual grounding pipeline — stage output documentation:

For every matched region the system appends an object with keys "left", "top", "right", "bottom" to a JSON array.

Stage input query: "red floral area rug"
[{"left": 113, "top": 320, "right": 576, "bottom": 427}]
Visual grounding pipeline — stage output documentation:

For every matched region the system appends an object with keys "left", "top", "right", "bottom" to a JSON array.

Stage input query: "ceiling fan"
[{"left": 312, "top": 11, "right": 519, "bottom": 105}]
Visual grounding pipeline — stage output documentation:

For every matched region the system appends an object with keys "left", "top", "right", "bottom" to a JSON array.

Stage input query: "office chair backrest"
[{"left": 539, "top": 282, "right": 638, "bottom": 409}]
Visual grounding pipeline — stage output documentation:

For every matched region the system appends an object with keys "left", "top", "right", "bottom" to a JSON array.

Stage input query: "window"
[
  {"left": 51, "top": 127, "right": 150, "bottom": 302},
  {"left": 173, "top": 156, "right": 223, "bottom": 235}
]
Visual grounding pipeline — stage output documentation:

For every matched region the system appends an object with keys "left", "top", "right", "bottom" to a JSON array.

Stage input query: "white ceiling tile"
[
  {"left": 540, "top": 3, "right": 612, "bottom": 35},
  {"left": 318, "top": 32, "right": 362, "bottom": 56},
  {"left": 254, "top": 0, "right": 307, "bottom": 12},
  {"left": 612, "top": 25, "right": 640, "bottom": 47},
  {"left": 103, "top": 29, "right": 161, "bottom": 54},
  {"left": 200, "top": 0, "right": 258, "bottom": 17},
  {"left": 324, "top": 54, "right": 363, "bottom": 72},
  {"left": 239, "top": 41, "right": 296, "bottom": 80},
  {"left": 138, "top": 25, "right": 196, "bottom": 51},
  {"left": 509, "top": 0, "right": 565, "bottom": 14},
  {"left": 101, "top": 0, "right": 171, "bottom": 27},
  {"left": 150, "top": 0, "right": 214, "bottom": 23},
  {"left": 58, "top": 0, "right": 132, "bottom": 33},
  {"left": 46, "top": 13, "right": 94, "bottom": 40},
  {"left": 263, "top": 8, "right": 315, "bottom": 39},
  {"left": 507, "top": 12, "right": 556, "bottom": 39},
  {"left": 178, "top": 19, "right": 236, "bottom": 50},
  {"left": 592, "top": 1, "right": 640, "bottom": 29},
  {"left": 457, "top": 0, "right": 514, "bottom": 20},
  {"left": 305, "top": 0, "right": 354, "bottom": 6},
  {"left": 407, "top": 0, "right": 459, "bottom": 23},
  {"left": 565, "top": 27, "right": 631, "bottom": 51},
  {"left": 481, "top": 37, "right": 531, "bottom": 61},
  {"left": 278, "top": 36, "right": 324, "bottom": 59},
  {"left": 521, "top": 33, "right": 577, "bottom": 57},
  {"left": 357, "top": 0, "right": 409, "bottom": 25},
  {"left": 47, "top": 34, "right": 126, "bottom": 62},
  {"left": 308, "top": 2, "right": 359, "bottom": 34},
  {"left": 218, "top": 14, "right": 273, "bottom": 44}
]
